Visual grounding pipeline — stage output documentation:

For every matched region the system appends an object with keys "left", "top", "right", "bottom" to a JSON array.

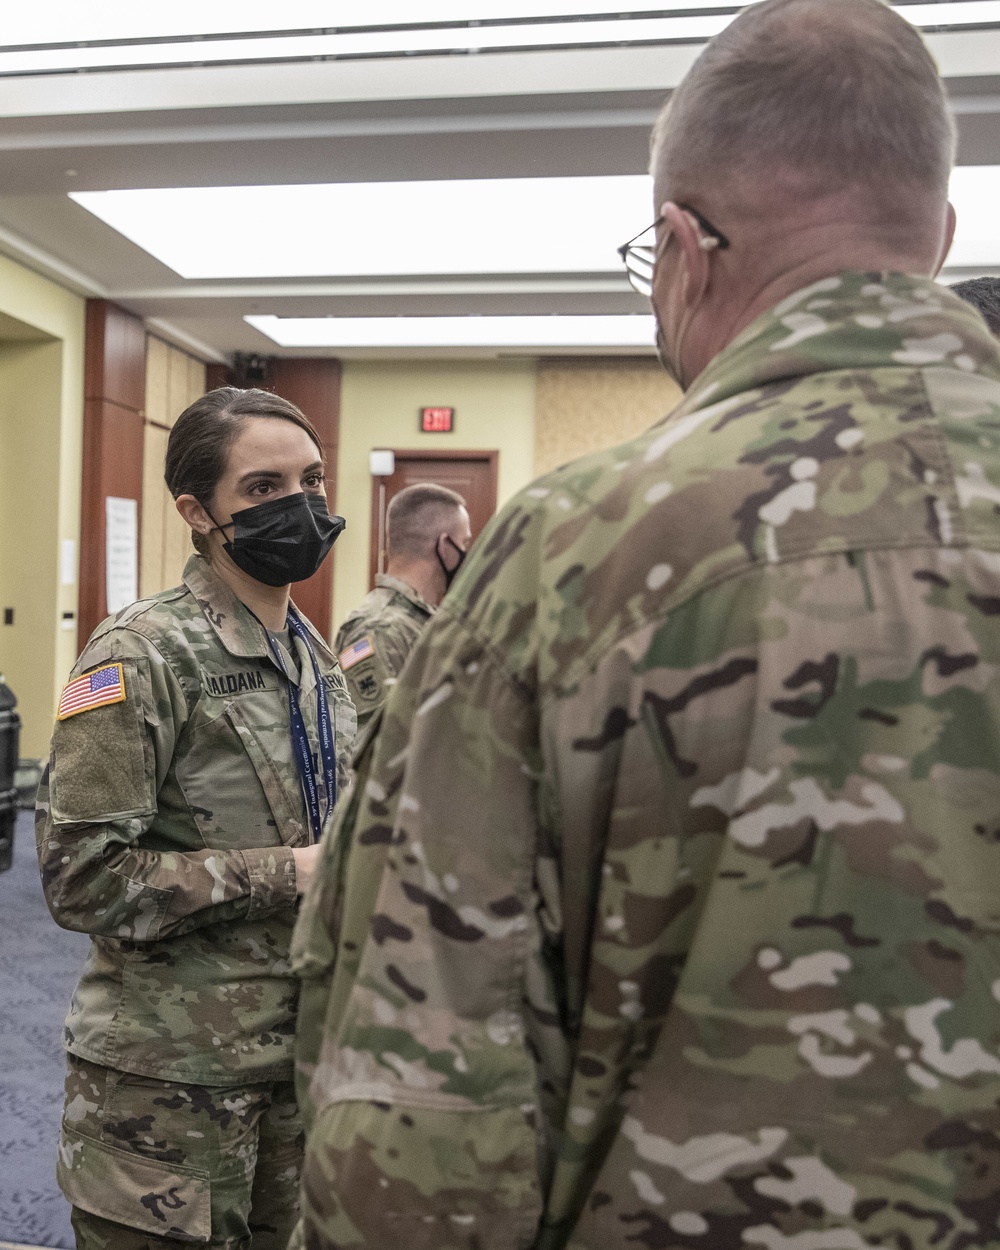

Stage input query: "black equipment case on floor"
[{"left": 0, "top": 674, "right": 21, "bottom": 872}]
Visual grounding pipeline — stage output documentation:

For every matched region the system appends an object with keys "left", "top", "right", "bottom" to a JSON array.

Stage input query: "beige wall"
[
  {"left": 0, "top": 256, "right": 85, "bottom": 758},
  {"left": 534, "top": 357, "right": 681, "bottom": 477},
  {"left": 140, "top": 336, "right": 207, "bottom": 598},
  {"left": 333, "top": 360, "right": 536, "bottom": 629}
]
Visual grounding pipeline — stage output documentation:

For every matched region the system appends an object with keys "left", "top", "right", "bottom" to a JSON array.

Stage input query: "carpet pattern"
[{"left": 1, "top": 812, "right": 88, "bottom": 1248}]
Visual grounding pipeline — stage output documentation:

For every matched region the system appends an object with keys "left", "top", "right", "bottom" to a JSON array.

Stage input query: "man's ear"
[
  {"left": 175, "top": 493, "right": 214, "bottom": 537},
  {"left": 661, "top": 201, "right": 713, "bottom": 308},
  {"left": 933, "top": 201, "right": 957, "bottom": 277}
]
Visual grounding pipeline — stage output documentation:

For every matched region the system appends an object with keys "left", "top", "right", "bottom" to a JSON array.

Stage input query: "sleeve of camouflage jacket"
[
  {"left": 296, "top": 599, "right": 551, "bottom": 1248},
  {"left": 336, "top": 614, "right": 423, "bottom": 732},
  {"left": 37, "top": 627, "right": 297, "bottom": 943}
]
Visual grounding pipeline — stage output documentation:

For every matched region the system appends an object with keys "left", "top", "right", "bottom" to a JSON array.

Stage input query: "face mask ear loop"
[
  {"left": 201, "top": 503, "right": 232, "bottom": 537},
  {"left": 435, "top": 535, "right": 450, "bottom": 578}
]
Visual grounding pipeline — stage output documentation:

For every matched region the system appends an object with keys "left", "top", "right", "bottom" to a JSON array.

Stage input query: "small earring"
[{"left": 698, "top": 236, "right": 720, "bottom": 252}]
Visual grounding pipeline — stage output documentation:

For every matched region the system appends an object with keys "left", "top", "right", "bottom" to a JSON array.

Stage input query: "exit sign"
[{"left": 421, "top": 406, "right": 454, "bottom": 433}]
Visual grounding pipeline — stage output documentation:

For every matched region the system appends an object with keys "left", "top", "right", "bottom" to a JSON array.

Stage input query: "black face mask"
[
  {"left": 211, "top": 493, "right": 346, "bottom": 587},
  {"left": 436, "top": 534, "right": 468, "bottom": 592}
]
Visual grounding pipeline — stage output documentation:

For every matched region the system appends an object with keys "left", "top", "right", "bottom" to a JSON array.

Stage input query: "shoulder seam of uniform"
[
  {"left": 117, "top": 591, "right": 200, "bottom": 716},
  {"left": 435, "top": 602, "right": 537, "bottom": 707},
  {"left": 567, "top": 535, "right": 1000, "bottom": 689}
]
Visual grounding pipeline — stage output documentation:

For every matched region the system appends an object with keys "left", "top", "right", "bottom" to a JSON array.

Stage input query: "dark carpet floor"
[{"left": 1, "top": 811, "right": 87, "bottom": 1248}]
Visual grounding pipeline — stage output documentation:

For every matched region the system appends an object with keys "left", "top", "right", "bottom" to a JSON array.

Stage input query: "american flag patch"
[
  {"left": 58, "top": 663, "right": 127, "bottom": 721},
  {"left": 338, "top": 636, "right": 375, "bottom": 671}
]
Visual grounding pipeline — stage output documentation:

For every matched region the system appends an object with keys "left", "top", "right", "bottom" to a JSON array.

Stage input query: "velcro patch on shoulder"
[
  {"left": 355, "top": 673, "right": 380, "bottom": 701},
  {"left": 339, "top": 636, "right": 375, "bottom": 671},
  {"left": 51, "top": 658, "right": 153, "bottom": 822},
  {"left": 57, "top": 663, "right": 126, "bottom": 720}
]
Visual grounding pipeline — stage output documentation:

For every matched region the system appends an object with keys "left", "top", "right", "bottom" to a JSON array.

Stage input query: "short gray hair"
[
  {"left": 652, "top": 0, "right": 955, "bottom": 217},
  {"left": 386, "top": 482, "right": 467, "bottom": 561}
]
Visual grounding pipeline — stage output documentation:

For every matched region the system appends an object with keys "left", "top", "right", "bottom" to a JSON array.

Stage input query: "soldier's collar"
[
  {"left": 666, "top": 269, "right": 1000, "bottom": 423},
  {"left": 183, "top": 555, "right": 339, "bottom": 665},
  {"left": 375, "top": 572, "right": 435, "bottom": 616},
  {"left": 182, "top": 555, "right": 272, "bottom": 659}
]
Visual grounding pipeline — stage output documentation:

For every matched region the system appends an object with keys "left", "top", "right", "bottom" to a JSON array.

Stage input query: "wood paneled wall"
[
  {"left": 79, "top": 300, "right": 146, "bottom": 645},
  {"left": 141, "top": 337, "right": 207, "bottom": 598},
  {"left": 534, "top": 358, "right": 682, "bottom": 477}
]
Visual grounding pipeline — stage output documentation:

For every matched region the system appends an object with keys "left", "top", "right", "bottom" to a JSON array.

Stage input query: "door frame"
[{"left": 369, "top": 447, "right": 499, "bottom": 588}]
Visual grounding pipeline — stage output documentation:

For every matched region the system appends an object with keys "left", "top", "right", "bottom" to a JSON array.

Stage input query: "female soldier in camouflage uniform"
[{"left": 36, "top": 388, "right": 356, "bottom": 1250}]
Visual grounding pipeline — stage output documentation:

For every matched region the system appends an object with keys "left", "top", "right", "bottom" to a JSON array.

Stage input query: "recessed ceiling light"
[
  {"left": 71, "top": 177, "right": 654, "bottom": 279},
  {"left": 246, "top": 313, "right": 656, "bottom": 348},
  {"left": 1, "top": 3, "right": 759, "bottom": 48},
  {"left": 3, "top": 2, "right": 993, "bottom": 75},
  {"left": 947, "top": 166, "right": 1000, "bottom": 267},
  {"left": 1, "top": 15, "right": 738, "bottom": 74},
  {"left": 70, "top": 166, "right": 1000, "bottom": 281}
]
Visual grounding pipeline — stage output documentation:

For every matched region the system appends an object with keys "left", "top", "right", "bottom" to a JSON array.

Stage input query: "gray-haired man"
[{"left": 294, "top": 2, "right": 1000, "bottom": 1246}]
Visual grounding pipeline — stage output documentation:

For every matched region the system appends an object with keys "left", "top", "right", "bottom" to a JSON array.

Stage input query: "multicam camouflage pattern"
[
  {"left": 61, "top": 1054, "right": 301, "bottom": 1249},
  {"left": 293, "top": 272, "right": 1000, "bottom": 1249},
  {"left": 334, "top": 573, "right": 435, "bottom": 730},
  {"left": 37, "top": 554, "right": 356, "bottom": 1085}
]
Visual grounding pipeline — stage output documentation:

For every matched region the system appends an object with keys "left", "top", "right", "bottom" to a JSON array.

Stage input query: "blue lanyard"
[{"left": 265, "top": 608, "right": 338, "bottom": 843}]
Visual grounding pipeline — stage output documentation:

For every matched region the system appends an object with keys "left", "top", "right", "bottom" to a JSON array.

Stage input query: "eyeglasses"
[{"left": 618, "top": 204, "right": 731, "bottom": 297}]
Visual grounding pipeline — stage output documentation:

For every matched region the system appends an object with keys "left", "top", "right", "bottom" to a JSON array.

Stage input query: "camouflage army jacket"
[
  {"left": 334, "top": 573, "right": 434, "bottom": 730},
  {"left": 37, "top": 554, "right": 356, "bottom": 1084},
  {"left": 292, "top": 272, "right": 1000, "bottom": 1250}
]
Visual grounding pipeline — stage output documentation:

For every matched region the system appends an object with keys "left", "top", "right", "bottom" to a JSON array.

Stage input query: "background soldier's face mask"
[
  {"left": 437, "top": 535, "right": 468, "bottom": 591},
  {"left": 209, "top": 492, "right": 346, "bottom": 587}
]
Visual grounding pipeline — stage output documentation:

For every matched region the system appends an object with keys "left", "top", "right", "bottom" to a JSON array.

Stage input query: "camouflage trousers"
[{"left": 59, "top": 1055, "right": 302, "bottom": 1250}]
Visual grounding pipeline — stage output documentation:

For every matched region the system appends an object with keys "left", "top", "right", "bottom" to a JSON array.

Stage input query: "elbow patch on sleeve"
[{"left": 50, "top": 658, "right": 156, "bottom": 822}]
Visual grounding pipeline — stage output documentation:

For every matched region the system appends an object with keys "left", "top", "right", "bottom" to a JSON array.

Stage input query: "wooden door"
[{"left": 369, "top": 449, "right": 498, "bottom": 588}]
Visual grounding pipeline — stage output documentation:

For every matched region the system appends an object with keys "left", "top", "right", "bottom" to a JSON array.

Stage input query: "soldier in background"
[
  {"left": 293, "top": 0, "right": 1000, "bottom": 1246},
  {"left": 952, "top": 275, "right": 1000, "bottom": 337},
  {"left": 335, "top": 483, "right": 471, "bottom": 731}
]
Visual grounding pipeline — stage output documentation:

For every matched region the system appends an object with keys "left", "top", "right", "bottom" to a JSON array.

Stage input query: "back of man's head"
[
  {"left": 652, "top": 0, "right": 955, "bottom": 247},
  {"left": 387, "top": 483, "right": 467, "bottom": 563},
  {"left": 952, "top": 277, "right": 1000, "bottom": 337}
]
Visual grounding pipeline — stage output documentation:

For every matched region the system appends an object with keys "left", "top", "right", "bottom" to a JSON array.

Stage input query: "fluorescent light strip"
[
  {"left": 71, "top": 166, "right": 1000, "bottom": 280},
  {"left": 897, "top": 0, "right": 1000, "bottom": 25},
  {"left": 947, "top": 165, "right": 1000, "bottom": 266},
  {"left": 246, "top": 313, "right": 655, "bottom": 348},
  {"left": 6, "top": 2, "right": 998, "bottom": 74},
  {"left": 0, "top": 15, "right": 737, "bottom": 74},
  {"left": 1, "top": 3, "right": 758, "bottom": 48},
  {"left": 71, "top": 177, "right": 654, "bottom": 280}
]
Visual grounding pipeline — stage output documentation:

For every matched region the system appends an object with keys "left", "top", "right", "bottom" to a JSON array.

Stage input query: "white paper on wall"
[
  {"left": 60, "top": 538, "right": 77, "bottom": 587},
  {"left": 105, "top": 497, "right": 138, "bottom": 615}
]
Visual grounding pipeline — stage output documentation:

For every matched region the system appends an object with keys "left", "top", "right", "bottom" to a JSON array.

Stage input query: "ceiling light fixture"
[
  {"left": 0, "top": 16, "right": 737, "bottom": 74},
  {"left": 70, "top": 176, "right": 654, "bottom": 279},
  {"left": 946, "top": 165, "right": 1000, "bottom": 267},
  {"left": 245, "top": 313, "right": 656, "bottom": 348},
  {"left": 0, "top": 2, "right": 759, "bottom": 48},
  {"left": 71, "top": 166, "right": 1000, "bottom": 281},
  {"left": 1, "top": 2, "right": 994, "bottom": 75}
]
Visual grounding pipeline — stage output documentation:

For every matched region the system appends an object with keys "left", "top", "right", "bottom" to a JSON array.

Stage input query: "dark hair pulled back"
[{"left": 165, "top": 387, "right": 323, "bottom": 554}]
